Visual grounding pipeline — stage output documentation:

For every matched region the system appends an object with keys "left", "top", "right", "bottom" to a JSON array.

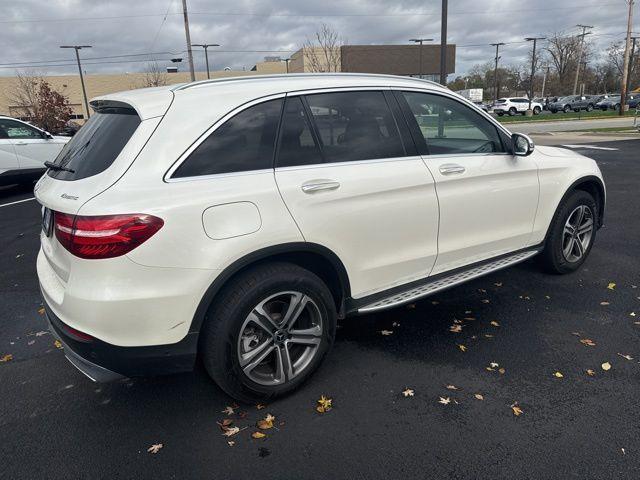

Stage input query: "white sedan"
[{"left": 0, "top": 116, "right": 70, "bottom": 186}]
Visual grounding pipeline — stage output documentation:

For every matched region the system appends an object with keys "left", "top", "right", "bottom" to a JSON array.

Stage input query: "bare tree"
[
  {"left": 9, "top": 71, "right": 42, "bottom": 120},
  {"left": 139, "top": 61, "right": 168, "bottom": 88},
  {"left": 302, "top": 24, "right": 343, "bottom": 72},
  {"left": 545, "top": 33, "right": 581, "bottom": 90}
]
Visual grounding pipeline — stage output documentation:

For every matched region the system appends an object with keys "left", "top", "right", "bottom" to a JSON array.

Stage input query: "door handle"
[
  {"left": 301, "top": 180, "right": 340, "bottom": 193},
  {"left": 14, "top": 141, "right": 28, "bottom": 146},
  {"left": 439, "top": 164, "right": 466, "bottom": 175}
]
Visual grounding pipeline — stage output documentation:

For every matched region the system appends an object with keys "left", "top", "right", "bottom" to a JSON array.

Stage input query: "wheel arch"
[{"left": 189, "top": 242, "right": 351, "bottom": 335}]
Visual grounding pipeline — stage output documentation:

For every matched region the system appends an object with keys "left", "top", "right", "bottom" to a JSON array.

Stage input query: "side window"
[
  {"left": 0, "top": 119, "right": 42, "bottom": 139},
  {"left": 172, "top": 98, "right": 282, "bottom": 178},
  {"left": 276, "top": 97, "right": 323, "bottom": 168},
  {"left": 401, "top": 91, "right": 505, "bottom": 155},
  {"left": 305, "top": 91, "right": 405, "bottom": 163}
]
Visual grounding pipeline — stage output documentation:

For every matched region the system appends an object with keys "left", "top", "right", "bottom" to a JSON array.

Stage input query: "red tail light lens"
[{"left": 54, "top": 212, "right": 164, "bottom": 259}]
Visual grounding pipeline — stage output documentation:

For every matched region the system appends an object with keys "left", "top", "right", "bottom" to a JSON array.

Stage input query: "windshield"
[
  {"left": 557, "top": 96, "right": 573, "bottom": 102},
  {"left": 47, "top": 106, "right": 140, "bottom": 181}
]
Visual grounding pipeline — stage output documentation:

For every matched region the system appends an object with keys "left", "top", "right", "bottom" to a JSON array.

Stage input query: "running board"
[{"left": 358, "top": 250, "right": 539, "bottom": 313}]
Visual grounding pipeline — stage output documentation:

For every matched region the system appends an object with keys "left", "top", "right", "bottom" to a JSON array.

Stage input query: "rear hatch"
[{"left": 35, "top": 91, "right": 169, "bottom": 284}]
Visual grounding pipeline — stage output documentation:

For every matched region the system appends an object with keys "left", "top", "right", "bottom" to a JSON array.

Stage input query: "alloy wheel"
[
  {"left": 237, "top": 291, "right": 323, "bottom": 386},
  {"left": 562, "top": 205, "right": 594, "bottom": 263}
]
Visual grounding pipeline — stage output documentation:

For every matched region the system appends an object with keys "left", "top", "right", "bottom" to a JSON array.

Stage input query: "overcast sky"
[{"left": 0, "top": 0, "right": 635, "bottom": 78}]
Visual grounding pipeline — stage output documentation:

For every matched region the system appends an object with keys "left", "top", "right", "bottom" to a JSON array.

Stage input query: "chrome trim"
[
  {"left": 439, "top": 164, "right": 466, "bottom": 175},
  {"left": 358, "top": 250, "right": 538, "bottom": 313},
  {"left": 301, "top": 181, "right": 340, "bottom": 193}
]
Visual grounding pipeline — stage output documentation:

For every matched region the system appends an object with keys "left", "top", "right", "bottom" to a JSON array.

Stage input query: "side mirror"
[
  {"left": 512, "top": 133, "right": 534, "bottom": 156},
  {"left": 42, "top": 131, "right": 53, "bottom": 139}
]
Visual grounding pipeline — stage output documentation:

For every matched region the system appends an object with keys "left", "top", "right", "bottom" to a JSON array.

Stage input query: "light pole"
[
  {"left": 192, "top": 43, "right": 220, "bottom": 79},
  {"left": 60, "top": 45, "right": 92, "bottom": 120},
  {"left": 620, "top": 0, "right": 635, "bottom": 114},
  {"left": 439, "top": 0, "right": 448, "bottom": 86},
  {"left": 625, "top": 36, "right": 639, "bottom": 96},
  {"left": 572, "top": 24, "right": 593, "bottom": 95},
  {"left": 525, "top": 37, "right": 546, "bottom": 112},
  {"left": 490, "top": 42, "right": 505, "bottom": 101},
  {"left": 283, "top": 58, "right": 291, "bottom": 73},
  {"left": 409, "top": 38, "right": 434, "bottom": 79}
]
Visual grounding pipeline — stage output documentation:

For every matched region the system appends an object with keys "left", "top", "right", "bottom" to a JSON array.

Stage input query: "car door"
[
  {"left": 0, "top": 118, "right": 61, "bottom": 169},
  {"left": 274, "top": 90, "right": 440, "bottom": 299},
  {"left": 0, "top": 124, "right": 19, "bottom": 174},
  {"left": 396, "top": 90, "right": 539, "bottom": 275}
]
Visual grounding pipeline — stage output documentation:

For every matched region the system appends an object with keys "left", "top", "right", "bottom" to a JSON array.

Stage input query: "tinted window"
[
  {"left": 48, "top": 106, "right": 140, "bottom": 180},
  {"left": 0, "top": 119, "right": 42, "bottom": 139},
  {"left": 276, "top": 97, "right": 323, "bottom": 168},
  {"left": 305, "top": 91, "right": 405, "bottom": 163},
  {"left": 174, "top": 98, "right": 282, "bottom": 178},
  {"left": 402, "top": 91, "right": 505, "bottom": 155}
]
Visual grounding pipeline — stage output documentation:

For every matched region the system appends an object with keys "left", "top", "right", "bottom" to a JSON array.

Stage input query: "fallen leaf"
[
  {"left": 402, "top": 388, "right": 415, "bottom": 397},
  {"left": 478, "top": 288, "right": 487, "bottom": 293},
  {"left": 147, "top": 443, "right": 163, "bottom": 454},
  {"left": 512, "top": 405, "right": 523, "bottom": 416},
  {"left": 554, "top": 371, "right": 564, "bottom": 378},
  {"left": 54, "top": 340, "right": 63, "bottom": 349},
  {"left": 0, "top": 354, "right": 13, "bottom": 362},
  {"left": 438, "top": 397, "right": 451, "bottom": 405},
  {"left": 586, "top": 369, "right": 595, "bottom": 376},
  {"left": 27, "top": 340, "right": 35, "bottom": 346},
  {"left": 601, "top": 362, "right": 611, "bottom": 371},
  {"left": 316, "top": 395, "right": 332, "bottom": 413},
  {"left": 222, "top": 406, "right": 236, "bottom": 415},
  {"left": 545, "top": 295, "right": 551, "bottom": 299},
  {"left": 227, "top": 441, "right": 235, "bottom": 447},
  {"left": 392, "top": 321, "right": 400, "bottom": 327},
  {"left": 251, "top": 431, "right": 267, "bottom": 439},
  {"left": 465, "top": 310, "right": 472, "bottom": 314},
  {"left": 484, "top": 334, "right": 494, "bottom": 338},
  {"left": 621, "top": 448, "right": 626, "bottom": 455},
  {"left": 449, "top": 324, "right": 462, "bottom": 333},
  {"left": 37, "top": 307, "right": 45, "bottom": 315},
  {"left": 481, "top": 299, "right": 490, "bottom": 304},
  {"left": 617, "top": 353, "right": 633, "bottom": 361},
  {"left": 222, "top": 427, "right": 241, "bottom": 437},
  {"left": 257, "top": 413, "right": 276, "bottom": 430},
  {"left": 498, "top": 368, "right": 506, "bottom": 375},
  {"left": 494, "top": 282, "right": 503, "bottom": 287},
  {"left": 256, "top": 403, "right": 266, "bottom": 410},
  {"left": 431, "top": 301, "right": 440, "bottom": 305},
  {"left": 380, "top": 330, "right": 393, "bottom": 336},
  {"left": 457, "top": 344, "right": 467, "bottom": 352},
  {"left": 446, "top": 384, "right": 458, "bottom": 390},
  {"left": 490, "top": 320, "right": 500, "bottom": 327},
  {"left": 600, "top": 301, "right": 610, "bottom": 306},
  {"left": 607, "top": 282, "right": 616, "bottom": 290},
  {"left": 485, "top": 366, "right": 495, "bottom": 372},
  {"left": 35, "top": 331, "right": 48, "bottom": 337},
  {"left": 218, "top": 419, "right": 233, "bottom": 428},
  {"left": 474, "top": 393, "right": 484, "bottom": 400},
  {"left": 630, "top": 312, "right": 636, "bottom": 317},
  {"left": 490, "top": 362, "right": 499, "bottom": 368},
  {"left": 580, "top": 338, "right": 596, "bottom": 347}
]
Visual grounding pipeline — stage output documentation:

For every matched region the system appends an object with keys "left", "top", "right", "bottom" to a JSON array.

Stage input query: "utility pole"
[
  {"left": 283, "top": 58, "right": 290, "bottom": 73},
  {"left": 490, "top": 42, "right": 505, "bottom": 101},
  {"left": 541, "top": 64, "right": 550, "bottom": 99},
  {"left": 192, "top": 43, "right": 220, "bottom": 79},
  {"left": 620, "top": 0, "right": 635, "bottom": 114},
  {"left": 410, "top": 38, "right": 434, "bottom": 79},
  {"left": 60, "top": 45, "right": 92, "bottom": 120},
  {"left": 572, "top": 24, "right": 593, "bottom": 95},
  {"left": 181, "top": 0, "right": 195, "bottom": 82},
  {"left": 525, "top": 37, "right": 545, "bottom": 112},
  {"left": 625, "top": 36, "right": 638, "bottom": 94},
  {"left": 439, "top": 0, "right": 448, "bottom": 86}
]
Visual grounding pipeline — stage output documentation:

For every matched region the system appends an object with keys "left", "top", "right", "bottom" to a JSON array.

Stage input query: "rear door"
[
  {"left": 397, "top": 90, "right": 539, "bottom": 275},
  {"left": 0, "top": 122, "right": 18, "bottom": 174},
  {"left": 275, "top": 90, "right": 439, "bottom": 299}
]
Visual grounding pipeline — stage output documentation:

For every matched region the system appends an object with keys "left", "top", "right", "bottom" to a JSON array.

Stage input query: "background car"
[
  {"left": 596, "top": 95, "right": 621, "bottom": 110},
  {"left": 0, "top": 116, "right": 70, "bottom": 186},
  {"left": 493, "top": 97, "right": 543, "bottom": 116},
  {"left": 548, "top": 95, "right": 596, "bottom": 113}
]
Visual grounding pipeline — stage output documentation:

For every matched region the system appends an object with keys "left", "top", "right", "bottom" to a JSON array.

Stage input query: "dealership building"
[{"left": 0, "top": 44, "right": 455, "bottom": 122}]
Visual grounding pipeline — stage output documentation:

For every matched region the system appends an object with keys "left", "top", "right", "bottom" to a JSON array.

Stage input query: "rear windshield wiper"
[{"left": 44, "top": 161, "right": 75, "bottom": 173}]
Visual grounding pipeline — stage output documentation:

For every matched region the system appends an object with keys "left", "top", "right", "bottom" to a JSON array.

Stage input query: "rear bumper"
[{"left": 43, "top": 299, "right": 198, "bottom": 382}]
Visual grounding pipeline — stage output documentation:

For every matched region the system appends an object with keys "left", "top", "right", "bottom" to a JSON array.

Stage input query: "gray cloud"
[{"left": 0, "top": 0, "right": 634, "bottom": 77}]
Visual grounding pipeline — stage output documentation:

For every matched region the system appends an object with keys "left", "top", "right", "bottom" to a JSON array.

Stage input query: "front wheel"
[
  {"left": 200, "top": 262, "right": 336, "bottom": 402},
  {"left": 508, "top": 107, "right": 517, "bottom": 116},
  {"left": 533, "top": 106, "right": 541, "bottom": 115},
  {"left": 586, "top": 104, "right": 593, "bottom": 112},
  {"left": 564, "top": 105, "right": 571, "bottom": 113},
  {"left": 540, "top": 190, "right": 598, "bottom": 274}
]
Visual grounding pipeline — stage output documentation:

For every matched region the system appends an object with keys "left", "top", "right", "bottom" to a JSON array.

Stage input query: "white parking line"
[
  {"left": 561, "top": 144, "right": 619, "bottom": 151},
  {"left": 0, "top": 197, "right": 36, "bottom": 208}
]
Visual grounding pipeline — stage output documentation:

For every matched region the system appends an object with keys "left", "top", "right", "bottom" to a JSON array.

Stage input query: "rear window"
[{"left": 47, "top": 105, "right": 140, "bottom": 181}]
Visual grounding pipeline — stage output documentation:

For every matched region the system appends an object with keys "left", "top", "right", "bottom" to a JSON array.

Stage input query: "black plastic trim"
[{"left": 548, "top": 175, "right": 606, "bottom": 232}]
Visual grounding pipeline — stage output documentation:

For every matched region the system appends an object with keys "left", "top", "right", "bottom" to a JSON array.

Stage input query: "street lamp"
[
  {"left": 60, "top": 45, "right": 92, "bottom": 119},
  {"left": 525, "top": 37, "right": 545, "bottom": 112},
  {"left": 409, "top": 38, "right": 434, "bottom": 79},
  {"left": 191, "top": 43, "right": 220, "bottom": 79}
]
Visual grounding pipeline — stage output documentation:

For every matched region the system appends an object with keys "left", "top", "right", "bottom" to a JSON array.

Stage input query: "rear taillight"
[{"left": 54, "top": 212, "right": 164, "bottom": 259}]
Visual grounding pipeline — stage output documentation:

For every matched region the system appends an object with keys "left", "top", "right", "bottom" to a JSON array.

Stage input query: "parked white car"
[
  {"left": 35, "top": 74, "right": 605, "bottom": 401},
  {"left": 493, "top": 97, "right": 543, "bottom": 116},
  {"left": 0, "top": 116, "right": 70, "bottom": 185}
]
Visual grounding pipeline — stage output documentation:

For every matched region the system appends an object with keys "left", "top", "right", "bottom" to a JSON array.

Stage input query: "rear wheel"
[
  {"left": 540, "top": 190, "right": 597, "bottom": 274},
  {"left": 533, "top": 106, "right": 541, "bottom": 115},
  {"left": 200, "top": 262, "right": 336, "bottom": 402},
  {"left": 497, "top": 112, "right": 504, "bottom": 116},
  {"left": 586, "top": 104, "right": 593, "bottom": 112},
  {"left": 564, "top": 105, "right": 571, "bottom": 113}
]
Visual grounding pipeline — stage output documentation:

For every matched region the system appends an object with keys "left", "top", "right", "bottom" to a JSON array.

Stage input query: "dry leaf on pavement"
[
  {"left": 511, "top": 404, "right": 523, "bottom": 416},
  {"left": 222, "top": 426, "right": 241, "bottom": 437},
  {"left": 554, "top": 371, "right": 564, "bottom": 378},
  {"left": 474, "top": 394, "right": 484, "bottom": 400},
  {"left": 0, "top": 354, "right": 13, "bottom": 362},
  {"left": 481, "top": 299, "right": 490, "bottom": 304},
  {"left": 54, "top": 340, "right": 63, "bottom": 349},
  {"left": 617, "top": 353, "right": 633, "bottom": 361},
  {"left": 586, "top": 369, "right": 596, "bottom": 376},
  {"left": 147, "top": 444, "right": 163, "bottom": 454},
  {"left": 217, "top": 419, "right": 233, "bottom": 428},
  {"left": 457, "top": 344, "right": 467, "bottom": 352},
  {"left": 221, "top": 406, "right": 236, "bottom": 415},
  {"left": 449, "top": 324, "right": 462, "bottom": 333},
  {"left": 446, "top": 384, "right": 458, "bottom": 390},
  {"left": 580, "top": 338, "right": 596, "bottom": 347},
  {"left": 490, "top": 321, "right": 500, "bottom": 327},
  {"left": 607, "top": 282, "right": 616, "bottom": 290},
  {"left": 257, "top": 414, "right": 276, "bottom": 430},
  {"left": 227, "top": 441, "right": 235, "bottom": 447},
  {"left": 316, "top": 395, "right": 332, "bottom": 413},
  {"left": 256, "top": 403, "right": 266, "bottom": 410},
  {"left": 438, "top": 397, "right": 451, "bottom": 405},
  {"left": 601, "top": 362, "right": 612, "bottom": 371},
  {"left": 600, "top": 301, "right": 610, "bottom": 306},
  {"left": 380, "top": 330, "right": 393, "bottom": 336},
  {"left": 402, "top": 388, "right": 414, "bottom": 397},
  {"left": 37, "top": 307, "right": 45, "bottom": 315},
  {"left": 251, "top": 431, "right": 267, "bottom": 439}
]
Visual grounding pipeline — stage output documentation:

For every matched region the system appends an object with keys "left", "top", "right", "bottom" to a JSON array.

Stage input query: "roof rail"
[{"left": 172, "top": 72, "right": 446, "bottom": 92}]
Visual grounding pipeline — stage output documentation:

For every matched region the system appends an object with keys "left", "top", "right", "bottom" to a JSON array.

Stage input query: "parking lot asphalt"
[{"left": 1, "top": 139, "right": 639, "bottom": 480}]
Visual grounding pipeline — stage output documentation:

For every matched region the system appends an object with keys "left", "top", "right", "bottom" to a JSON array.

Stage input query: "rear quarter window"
[{"left": 47, "top": 105, "right": 140, "bottom": 181}]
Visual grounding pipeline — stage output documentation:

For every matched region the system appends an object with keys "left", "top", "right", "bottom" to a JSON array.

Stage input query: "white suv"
[
  {"left": 493, "top": 97, "right": 543, "bottom": 116},
  {"left": 35, "top": 74, "right": 605, "bottom": 401}
]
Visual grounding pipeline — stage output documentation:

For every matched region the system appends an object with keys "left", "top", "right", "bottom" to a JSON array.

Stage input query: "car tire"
[
  {"left": 614, "top": 104, "right": 620, "bottom": 111},
  {"left": 586, "top": 104, "right": 593, "bottom": 112},
  {"left": 497, "top": 112, "right": 504, "bottom": 116},
  {"left": 540, "top": 190, "right": 598, "bottom": 275},
  {"left": 551, "top": 110, "right": 557, "bottom": 114},
  {"left": 533, "top": 106, "right": 541, "bottom": 115},
  {"left": 200, "top": 262, "right": 337, "bottom": 402},
  {"left": 508, "top": 107, "right": 517, "bottom": 116},
  {"left": 563, "top": 105, "right": 571, "bottom": 113}
]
